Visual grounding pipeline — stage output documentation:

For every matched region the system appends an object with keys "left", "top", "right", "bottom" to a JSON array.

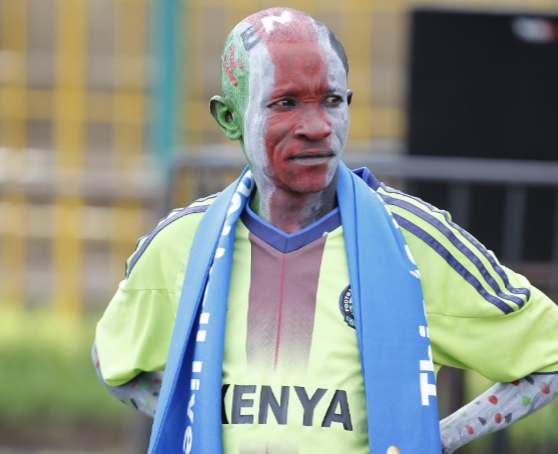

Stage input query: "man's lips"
[{"left": 287, "top": 150, "right": 335, "bottom": 160}]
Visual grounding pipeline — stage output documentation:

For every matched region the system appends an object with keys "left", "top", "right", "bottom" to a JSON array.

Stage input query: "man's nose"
[{"left": 293, "top": 104, "right": 332, "bottom": 141}]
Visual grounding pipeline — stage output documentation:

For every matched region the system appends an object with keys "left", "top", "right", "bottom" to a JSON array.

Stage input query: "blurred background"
[{"left": 0, "top": 0, "right": 557, "bottom": 453}]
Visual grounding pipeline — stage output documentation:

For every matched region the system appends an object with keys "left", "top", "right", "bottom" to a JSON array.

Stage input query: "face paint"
[
  {"left": 219, "top": 32, "right": 251, "bottom": 121},
  {"left": 240, "top": 9, "right": 350, "bottom": 231},
  {"left": 263, "top": 14, "right": 332, "bottom": 190},
  {"left": 223, "top": 43, "right": 244, "bottom": 87},
  {"left": 218, "top": 8, "right": 350, "bottom": 232}
]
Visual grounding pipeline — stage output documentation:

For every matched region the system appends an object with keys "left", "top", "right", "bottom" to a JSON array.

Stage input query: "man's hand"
[
  {"left": 439, "top": 373, "right": 558, "bottom": 453},
  {"left": 92, "top": 342, "right": 163, "bottom": 418}
]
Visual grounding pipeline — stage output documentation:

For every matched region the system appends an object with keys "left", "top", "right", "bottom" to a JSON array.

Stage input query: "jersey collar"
[{"left": 241, "top": 203, "right": 341, "bottom": 254}]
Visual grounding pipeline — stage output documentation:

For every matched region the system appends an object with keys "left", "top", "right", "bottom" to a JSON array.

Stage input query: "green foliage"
[{"left": 0, "top": 307, "right": 127, "bottom": 425}]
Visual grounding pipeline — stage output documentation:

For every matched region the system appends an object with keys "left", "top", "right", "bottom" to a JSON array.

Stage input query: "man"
[{"left": 94, "top": 7, "right": 558, "bottom": 454}]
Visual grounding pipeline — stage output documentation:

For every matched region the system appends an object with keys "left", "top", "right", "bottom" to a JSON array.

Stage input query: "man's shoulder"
[
  {"left": 376, "top": 183, "right": 481, "bottom": 258},
  {"left": 376, "top": 183, "right": 531, "bottom": 317},
  {"left": 376, "top": 184, "right": 453, "bottom": 229},
  {"left": 125, "top": 194, "right": 218, "bottom": 279}
]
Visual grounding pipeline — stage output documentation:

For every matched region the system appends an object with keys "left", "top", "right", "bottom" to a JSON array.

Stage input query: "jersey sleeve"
[
  {"left": 379, "top": 185, "right": 558, "bottom": 382},
  {"left": 95, "top": 205, "right": 207, "bottom": 386}
]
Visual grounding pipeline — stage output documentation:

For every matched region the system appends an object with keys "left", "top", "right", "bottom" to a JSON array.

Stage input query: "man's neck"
[{"left": 250, "top": 176, "right": 338, "bottom": 234}]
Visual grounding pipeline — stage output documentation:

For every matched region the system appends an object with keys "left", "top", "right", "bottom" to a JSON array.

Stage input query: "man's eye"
[
  {"left": 322, "top": 96, "right": 342, "bottom": 105},
  {"left": 272, "top": 99, "right": 296, "bottom": 107}
]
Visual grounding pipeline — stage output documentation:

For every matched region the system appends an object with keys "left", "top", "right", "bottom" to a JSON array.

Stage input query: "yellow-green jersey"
[{"left": 96, "top": 178, "right": 558, "bottom": 454}]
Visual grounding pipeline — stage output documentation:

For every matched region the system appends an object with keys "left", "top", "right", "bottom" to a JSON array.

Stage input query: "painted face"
[{"left": 240, "top": 10, "right": 350, "bottom": 198}]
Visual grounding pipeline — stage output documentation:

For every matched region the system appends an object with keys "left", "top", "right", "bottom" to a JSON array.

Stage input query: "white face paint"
[{"left": 239, "top": 21, "right": 275, "bottom": 195}]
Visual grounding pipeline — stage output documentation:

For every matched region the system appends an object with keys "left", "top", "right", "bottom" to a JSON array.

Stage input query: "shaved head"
[{"left": 219, "top": 7, "right": 348, "bottom": 113}]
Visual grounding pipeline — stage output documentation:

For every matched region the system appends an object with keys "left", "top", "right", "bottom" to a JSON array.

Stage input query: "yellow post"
[
  {"left": 343, "top": 1, "right": 375, "bottom": 141},
  {"left": 53, "top": 0, "right": 87, "bottom": 314},
  {"left": 110, "top": 0, "right": 148, "bottom": 288},
  {"left": 0, "top": 0, "right": 28, "bottom": 307}
]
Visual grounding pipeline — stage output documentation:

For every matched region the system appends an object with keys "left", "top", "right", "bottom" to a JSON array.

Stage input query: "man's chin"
[{"left": 282, "top": 174, "right": 337, "bottom": 195}]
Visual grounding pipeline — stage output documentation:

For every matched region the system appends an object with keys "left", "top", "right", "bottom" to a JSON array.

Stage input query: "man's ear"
[
  {"left": 209, "top": 96, "right": 242, "bottom": 140},
  {"left": 347, "top": 89, "right": 353, "bottom": 106}
]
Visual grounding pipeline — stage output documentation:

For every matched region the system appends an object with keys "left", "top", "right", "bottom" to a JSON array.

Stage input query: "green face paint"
[{"left": 220, "top": 31, "right": 251, "bottom": 134}]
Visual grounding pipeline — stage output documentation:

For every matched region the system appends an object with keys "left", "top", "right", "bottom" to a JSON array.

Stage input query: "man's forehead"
[
  {"left": 219, "top": 8, "right": 348, "bottom": 107},
  {"left": 242, "top": 8, "right": 319, "bottom": 44}
]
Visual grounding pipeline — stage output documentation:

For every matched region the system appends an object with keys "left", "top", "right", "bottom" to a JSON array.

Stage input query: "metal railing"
[{"left": 0, "top": 147, "right": 163, "bottom": 310}]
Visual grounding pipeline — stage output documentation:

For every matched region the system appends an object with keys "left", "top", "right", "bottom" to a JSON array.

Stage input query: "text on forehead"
[
  {"left": 241, "top": 26, "right": 260, "bottom": 52},
  {"left": 261, "top": 10, "right": 293, "bottom": 33},
  {"left": 223, "top": 43, "right": 243, "bottom": 87}
]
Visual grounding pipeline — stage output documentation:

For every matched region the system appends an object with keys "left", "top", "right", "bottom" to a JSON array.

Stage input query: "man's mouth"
[{"left": 287, "top": 150, "right": 335, "bottom": 161}]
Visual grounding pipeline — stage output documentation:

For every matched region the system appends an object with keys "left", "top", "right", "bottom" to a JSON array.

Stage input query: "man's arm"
[
  {"left": 440, "top": 373, "right": 558, "bottom": 454},
  {"left": 92, "top": 342, "right": 163, "bottom": 418}
]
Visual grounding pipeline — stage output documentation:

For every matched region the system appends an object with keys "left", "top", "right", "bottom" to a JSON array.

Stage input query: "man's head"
[{"left": 210, "top": 7, "right": 352, "bottom": 199}]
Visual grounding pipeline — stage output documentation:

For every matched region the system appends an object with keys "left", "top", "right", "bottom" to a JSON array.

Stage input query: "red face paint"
[
  {"left": 223, "top": 43, "right": 243, "bottom": 87},
  {"left": 246, "top": 10, "right": 342, "bottom": 231}
]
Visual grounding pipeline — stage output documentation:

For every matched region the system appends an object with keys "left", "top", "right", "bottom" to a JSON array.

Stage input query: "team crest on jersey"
[{"left": 338, "top": 285, "right": 355, "bottom": 329}]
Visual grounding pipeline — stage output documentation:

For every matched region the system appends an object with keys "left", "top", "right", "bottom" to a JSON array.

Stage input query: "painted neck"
[{"left": 250, "top": 173, "right": 338, "bottom": 234}]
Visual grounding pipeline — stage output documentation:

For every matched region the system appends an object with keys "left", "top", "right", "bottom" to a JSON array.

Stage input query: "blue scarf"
[{"left": 148, "top": 163, "right": 441, "bottom": 454}]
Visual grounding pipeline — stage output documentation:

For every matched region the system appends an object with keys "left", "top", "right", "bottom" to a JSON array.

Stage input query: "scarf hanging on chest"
[{"left": 148, "top": 162, "right": 441, "bottom": 454}]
